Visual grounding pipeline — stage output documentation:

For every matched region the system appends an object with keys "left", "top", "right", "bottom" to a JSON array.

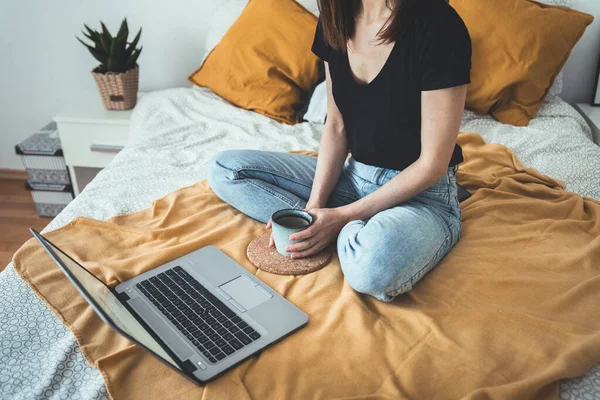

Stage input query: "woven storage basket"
[{"left": 92, "top": 64, "right": 139, "bottom": 110}]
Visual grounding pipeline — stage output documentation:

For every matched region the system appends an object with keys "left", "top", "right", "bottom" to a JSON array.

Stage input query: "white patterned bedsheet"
[{"left": 1, "top": 87, "right": 599, "bottom": 399}]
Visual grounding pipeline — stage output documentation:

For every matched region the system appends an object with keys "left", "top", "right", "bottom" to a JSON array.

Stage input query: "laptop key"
[
  {"left": 173, "top": 277, "right": 185, "bottom": 285},
  {"left": 237, "top": 321, "right": 249, "bottom": 329},
  {"left": 177, "top": 269, "right": 191, "bottom": 276},
  {"left": 204, "top": 292, "right": 237, "bottom": 318},
  {"left": 222, "top": 333, "right": 234, "bottom": 341},
  {"left": 215, "top": 352, "right": 226, "bottom": 361},
  {"left": 235, "top": 332, "right": 252, "bottom": 345},
  {"left": 216, "top": 327, "right": 227, "bottom": 336},
  {"left": 191, "top": 283, "right": 207, "bottom": 294},
  {"left": 249, "top": 331, "right": 261, "bottom": 341},
  {"left": 200, "top": 300, "right": 210, "bottom": 308},
  {"left": 174, "top": 313, "right": 185, "bottom": 321},
  {"left": 216, "top": 304, "right": 236, "bottom": 319},
  {"left": 199, "top": 335, "right": 210, "bottom": 345},
  {"left": 204, "top": 341, "right": 216, "bottom": 350},
  {"left": 208, "top": 356, "right": 217, "bottom": 363},
  {"left": 230, "top": 326, "right": 240, "bottom": 334},
  {"left": 243, "top": 326, "right": 254, "bottom": 335},
  {"left": 190, "top": 314, "right": 201, "bottom": 323},
  {"left": 215, "top": 339, "right": 227, "bottom": 348},
  {"left": 203, "top": 326, "right": 216, "bottom": 336},
  {"left": 216, "top": 315, "right": 227, "bottom": 323},
  {"left": 229, "top": 339, "right": 243, "bottom": 350},
  {"left": 205, "top": 306, "right": 216, "bottom": 314},
  {"left": 222, "top": 345, "right": 235, "bottom": 355},
  {"left": 209, "top": 346, "right": 221, "bottom": 356},
  {"left": 180, "top": 295, "right": 192, "bottom": 303},
  {"left": 209, "top": 333, "right": 220, "bottom": 342},
  {"left": 197, "top": 322, "right": 208, "bottom": 331}
]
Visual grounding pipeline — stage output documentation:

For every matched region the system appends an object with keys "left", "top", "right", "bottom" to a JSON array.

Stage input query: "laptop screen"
[{"left": 43, "top": 237, "right": 180, "bottom": 369}]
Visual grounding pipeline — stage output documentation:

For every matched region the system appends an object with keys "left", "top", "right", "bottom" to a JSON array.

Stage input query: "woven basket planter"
[{"left": 92, "top": 65, "right": 139, "bottom": 110}]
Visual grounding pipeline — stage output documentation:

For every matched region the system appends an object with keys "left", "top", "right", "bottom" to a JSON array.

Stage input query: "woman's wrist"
[
  {"left": 338, "top": 199, "right": 373, "bottom": 223},
  {"left": 306, "top": 195, "right": 327, "bottom": 209}
]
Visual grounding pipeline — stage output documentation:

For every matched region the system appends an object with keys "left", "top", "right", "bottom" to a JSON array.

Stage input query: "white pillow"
[
  {"left": 538, "top": 0, "right": 574, "bottom": 100},
  {"left": 296, "top": 0, "right": 319, "bottom": 15},
  {"left": 202, "top": 0, "right": 247, "bottom": 63},
  {"left": 202, "top": 0, "right": 319, "bottom": 63},
  {"left": 303, "top": 80, "right": 328, "bottom": 124}
]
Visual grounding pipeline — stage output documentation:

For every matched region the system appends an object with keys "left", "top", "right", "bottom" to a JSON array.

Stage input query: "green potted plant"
[{"left": 77, "top": 19, "right": 142, "bottom": 110}]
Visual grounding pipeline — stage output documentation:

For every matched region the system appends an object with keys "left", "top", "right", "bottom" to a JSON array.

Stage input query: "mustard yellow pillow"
[
  {"left": 188, "top": 0, "right": 320, "bottom": 125},
  {"left": 450, "top": 0, "right": 593, "bottom": 126}
]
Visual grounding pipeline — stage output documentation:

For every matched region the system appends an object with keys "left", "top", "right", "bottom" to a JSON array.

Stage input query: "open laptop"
[{"left": 30, "top": 229, "right": 308, "bottom": 385}]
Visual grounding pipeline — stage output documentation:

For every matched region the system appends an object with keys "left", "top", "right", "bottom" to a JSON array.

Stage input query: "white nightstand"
[
  {"left": 54, "top": 93, "right": 143, "bottom": 196},
  {"left": 574, "top": 103, "right": 600, "bottom": 146}
]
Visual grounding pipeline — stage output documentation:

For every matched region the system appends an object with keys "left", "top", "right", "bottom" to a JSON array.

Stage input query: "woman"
[{"left": 208, "top": 0, "right": 471, "bottom": 302}]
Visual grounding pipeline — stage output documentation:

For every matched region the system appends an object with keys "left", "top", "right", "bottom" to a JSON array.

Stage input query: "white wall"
[
  {"left": 1, "top": 0, "right": 599, "bottom": 170},
  {"left": 562, "top": 0, "right": 600, "bottom": 104},
  {"left": 0, "top": 0, "right": 220, "bottom": 170}
]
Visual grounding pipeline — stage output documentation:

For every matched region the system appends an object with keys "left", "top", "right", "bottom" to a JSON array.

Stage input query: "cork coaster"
[{"left": 246, "top": 232, "right": 332, "bottom": 275}]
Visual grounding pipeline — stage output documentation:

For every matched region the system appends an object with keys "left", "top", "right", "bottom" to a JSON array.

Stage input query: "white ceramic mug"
[{"left": 270, "top": 209, "right": 313, "bottom": 257}]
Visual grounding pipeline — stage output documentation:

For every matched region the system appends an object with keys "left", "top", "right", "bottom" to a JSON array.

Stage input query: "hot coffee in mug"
[
  {"left": 275, "top": 216, "right": 311, "bottom": 229},
  {"left": 271, "top": 209, "right": 313, "bottom": 257}
]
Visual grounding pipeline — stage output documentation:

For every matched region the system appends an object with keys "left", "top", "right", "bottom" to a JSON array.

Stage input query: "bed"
[
  {"left": 1, "top": 85, "right": 599, "bottom": 399},
  {"left": 3, "top": 0, "right": 600, "bottom": 397}
]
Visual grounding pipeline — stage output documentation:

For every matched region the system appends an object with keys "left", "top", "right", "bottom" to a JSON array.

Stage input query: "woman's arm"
[
  {"left": 335, "top": 84, "right": 467, "bottom": 221},
  {"left": 286, "top": 84, "right": 467, "bottom": 258},
  {"left": 266, "top": 62, "right": 347, "bottom": 245},
  {"left": 305, "top": 61, "right": 349, "bottom": 208}
]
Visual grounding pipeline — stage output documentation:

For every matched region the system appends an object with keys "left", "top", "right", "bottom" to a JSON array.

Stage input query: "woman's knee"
[
  {"left": 337, "top": 220, "right": 409, "bottom": 301},
  {"left": 208, "top": 150, "right": 245, "bottom": 192}
]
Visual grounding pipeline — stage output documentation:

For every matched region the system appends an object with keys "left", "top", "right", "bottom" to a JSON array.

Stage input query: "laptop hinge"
[{"left": 116, "top": 291, "right": 130, "bottom": 302}]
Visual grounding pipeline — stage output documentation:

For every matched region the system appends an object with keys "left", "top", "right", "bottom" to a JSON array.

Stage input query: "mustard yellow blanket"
[{"left": 13, "top": 133, "right": 600, "bottom": 399}]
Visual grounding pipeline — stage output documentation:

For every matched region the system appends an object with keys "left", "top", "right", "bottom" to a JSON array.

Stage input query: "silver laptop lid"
[{"left": 30, "top": 229, "right": 183, "bottom": 372}]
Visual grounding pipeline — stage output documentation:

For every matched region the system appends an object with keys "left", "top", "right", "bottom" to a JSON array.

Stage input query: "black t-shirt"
[{"left": 311, "top": 0, "right": 471, "bottom": 170}]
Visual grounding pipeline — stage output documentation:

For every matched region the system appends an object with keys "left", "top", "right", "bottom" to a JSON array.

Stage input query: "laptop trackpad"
[{"left": 219, "top": 277, "right": 269, "bottom": 310}]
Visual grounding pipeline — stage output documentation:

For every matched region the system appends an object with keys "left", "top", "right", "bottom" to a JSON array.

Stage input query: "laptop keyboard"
[{"left": 136, "top": 266, "right": 261, "bottom": 364}]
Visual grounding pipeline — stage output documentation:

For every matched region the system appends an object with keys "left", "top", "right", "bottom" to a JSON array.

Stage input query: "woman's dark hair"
[{"left": 317, "top": 0, "right": 448, "bottom": 51}]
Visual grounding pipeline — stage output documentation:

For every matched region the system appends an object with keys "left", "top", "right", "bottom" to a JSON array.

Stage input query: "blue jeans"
[{"left": 208, "top": 150, "right": 462, "bottom": 302}]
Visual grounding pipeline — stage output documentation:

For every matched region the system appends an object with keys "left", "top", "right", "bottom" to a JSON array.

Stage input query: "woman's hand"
[
  {"left": 285, "top": 207, "right": 351, "bottom": 259},
  {"left": 265, "top": 200, "right": 325, "bottom": 248},
  {"left": 265, "top": 218, "right": 275, "bottom": 247}
]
